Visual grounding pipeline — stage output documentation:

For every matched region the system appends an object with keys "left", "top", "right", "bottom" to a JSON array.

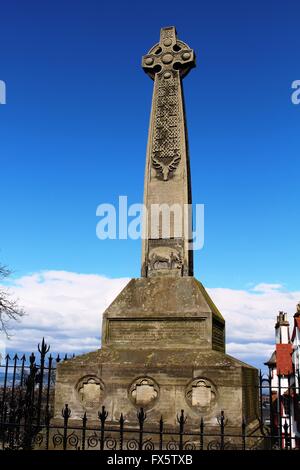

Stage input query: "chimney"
[{"left": 275, "top": 311, "right": 290, "bottom": 344}]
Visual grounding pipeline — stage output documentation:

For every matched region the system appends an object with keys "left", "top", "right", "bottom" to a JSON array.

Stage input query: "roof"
[
  {"left": 291, "top": 317, "right": 300, "bottom": 341},
  {"left": 264, "top": 350, "right": 276, "bottom": 367},
  {"left": 276, "top": 343, "right": 293, "bottom": 376}
]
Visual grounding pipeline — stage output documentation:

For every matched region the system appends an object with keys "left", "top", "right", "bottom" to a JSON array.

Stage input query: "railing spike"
[{"left": 29, "top": 352, "right": 35, "bottom": 364}]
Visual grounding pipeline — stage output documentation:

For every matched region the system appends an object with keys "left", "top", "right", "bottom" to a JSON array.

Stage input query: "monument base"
[
  {"left": 55, "top": 347, "right": 259, "bottom": 427},
  {"left": 54, "top": 277, "right": 259, "bottom": 431}
]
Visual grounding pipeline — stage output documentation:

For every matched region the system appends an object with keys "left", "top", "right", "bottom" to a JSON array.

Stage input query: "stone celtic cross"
[
  {"left": 141, "top": 27, "right": 195, "bottom": 278},
  {"left": 142, "top": 26, "right": 195, "bottom": 80}
]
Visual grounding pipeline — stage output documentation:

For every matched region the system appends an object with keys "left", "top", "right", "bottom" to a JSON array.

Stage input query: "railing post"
[
  {"left": 292, "top": 370, "right": 299, "bottom": 450},
  {"left": 45, "top": 405, "right": 51, "bottom": 450},
  {"left": 119, "top": 413, "right": 124, "bottom": 451},
  {"left": 159, "top": 415, "right": 163, "bottom": 451},
  {"left": 98, "top": 405, "right": 108, "bottom": 451},
  {"left": 46, "top": 354, "right": 53, "bottom": 412},
  {"left": 242, "top": 417, "right": 246, "bottom": 450},
  {"left": 62, "top": 404, "right": 71, "bottom": 451},
  {"left": 287, "top": 375, "right": 292, "bottom": 448},
  {"left": 15, "top": 406, "right": 23, "bottom": 446},
  {"left": 217, "top": 411, "right": 226, "bottom": 450},
  {"left": 200, "top": 417, "right": 204, "bottom": 450},
  {"left": 8, "top": 406, "right": 16, "bottom": 450},
  {"left": 267, "top": 370, "right": 274, "bottom": 444},
  {"left": 137, "top": 408, "right": 146, "bottom": 451},
  {"left": 283, "top": 420, "right": 289, "bottom": 450},
  {"left": 259, "top": 370, "right": 264, "bottom": 424},
  {"left": 1, "top": 354, "right": 10, "bottom": 420},
  {"left": 22, "top": 352, "right": 37, "bottom": 450},
  {"left": 81, "top": 412, "right": 87, "bottom": 451},
  {"left": 278, "top": 375, "right": 283, "bottom": 450},
  {"left": 10, "top": 354, "right": 18, "bottom": 408},
  {"left": 177, "top": 409, "right": 186, "bottom": 451},
  {"left": 17, "top": 354, "right": 26, "bottom": 409},
  {"left": 37, "top": 338, "right": 50, "bottom": 427},
  {"left": 19, "top": 354, "right": 26, "bottom": 386},
  {"left": 1, "top": 404, "right": 8, "bottom": 450}
]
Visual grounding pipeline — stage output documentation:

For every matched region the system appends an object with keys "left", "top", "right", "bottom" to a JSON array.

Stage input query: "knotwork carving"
[
  {"left": 152, "top": 72, "right": 181, "bottom": 181},
  {"left": 142, "top": 27, "right": 195, "bottom": 182}
]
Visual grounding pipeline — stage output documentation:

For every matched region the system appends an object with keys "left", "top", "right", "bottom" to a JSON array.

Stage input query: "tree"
[{"left": 0, "top": 263, "right": 24, "bottom": 335}]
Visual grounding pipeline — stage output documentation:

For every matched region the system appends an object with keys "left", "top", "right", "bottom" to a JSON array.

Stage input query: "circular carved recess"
[
  {"left": 77, "top": 376, "right": 105, "bottom": 409},
  {"left": 164, "top": 38, "right": 172, "bottom": 47},
  {"left": 129, "top": 377, "right": 159, "bottom": 408},
  {"left": 173, "top": 44, "right": 181, "bottom": 52},
  {"left": 185, "top": 378, "right": 217, "bottom": 413}
]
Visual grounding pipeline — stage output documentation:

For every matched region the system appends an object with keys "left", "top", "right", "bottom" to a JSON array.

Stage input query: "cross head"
[{"left": 142, "top": 27, "right": 195, "bottom": 80}]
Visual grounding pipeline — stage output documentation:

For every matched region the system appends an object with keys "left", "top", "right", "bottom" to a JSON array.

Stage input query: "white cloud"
[
  {"left": 207, "top": 284, "right": 300, "bottom": 346},
  {"left": 226, "top": 342, "right": 274, "bottom": 359},
  {"left": 0, "top": 271, "right": 129, "bottom": 354},
  {"left": 252, "top": 283, "right": 283, "bottom": 293},
  {"left": 0, "top": 271, "right": 299, "bottom": 368}
]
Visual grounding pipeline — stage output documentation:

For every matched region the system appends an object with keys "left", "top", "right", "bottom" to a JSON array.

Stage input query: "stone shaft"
[{"left": 141, "top": 27, "right": 195, "bottom": 278}]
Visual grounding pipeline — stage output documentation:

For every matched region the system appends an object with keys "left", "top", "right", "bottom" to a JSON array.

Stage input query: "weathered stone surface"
[
  {"left": 55, "top": 346, "right": 258, "bottom": 428},
  {"left": 102, "top": 277, "right": 224, "bottom": 351},
  {"left": 141, "top": 26, "right": 195, "bottom": 277}
]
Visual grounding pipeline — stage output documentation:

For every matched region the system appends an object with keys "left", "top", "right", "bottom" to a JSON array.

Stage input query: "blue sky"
[{"left": 0, "top": 0, "right": 299, "bottom": 329}]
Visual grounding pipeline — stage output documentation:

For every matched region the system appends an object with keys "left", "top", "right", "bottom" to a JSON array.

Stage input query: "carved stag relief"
[{"left": 148, "top": 246, "right": 182, "bottom": 273}]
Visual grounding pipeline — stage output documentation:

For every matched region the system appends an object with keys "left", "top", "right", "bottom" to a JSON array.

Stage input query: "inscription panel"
[{"left": 107, "top": 318, "right": 206, "bottom": 345}]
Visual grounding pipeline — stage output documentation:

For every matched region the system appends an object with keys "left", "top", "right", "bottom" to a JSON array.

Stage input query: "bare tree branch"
[{"left": 0, "top": 263, "right": 25, "bottom": 336}]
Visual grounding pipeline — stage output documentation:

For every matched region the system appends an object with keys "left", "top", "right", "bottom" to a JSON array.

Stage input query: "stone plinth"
[
  {"left": 102, "top": 277, "right": 225, "bottom": 352},
  {"left": 54, "top": 347, "right": 258, "bottom": 428},
  {"left": 54, "top": 277, "right": 259, "bottom": 431}
]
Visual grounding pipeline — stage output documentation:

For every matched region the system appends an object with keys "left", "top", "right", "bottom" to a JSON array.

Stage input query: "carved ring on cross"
[{"left": 142, "top": 26, "right": 195, "bottom": 80}]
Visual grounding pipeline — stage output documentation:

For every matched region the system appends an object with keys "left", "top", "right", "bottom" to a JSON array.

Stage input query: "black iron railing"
[{"left": 0, "top": 340, "right": 299, "bottom": 451}]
